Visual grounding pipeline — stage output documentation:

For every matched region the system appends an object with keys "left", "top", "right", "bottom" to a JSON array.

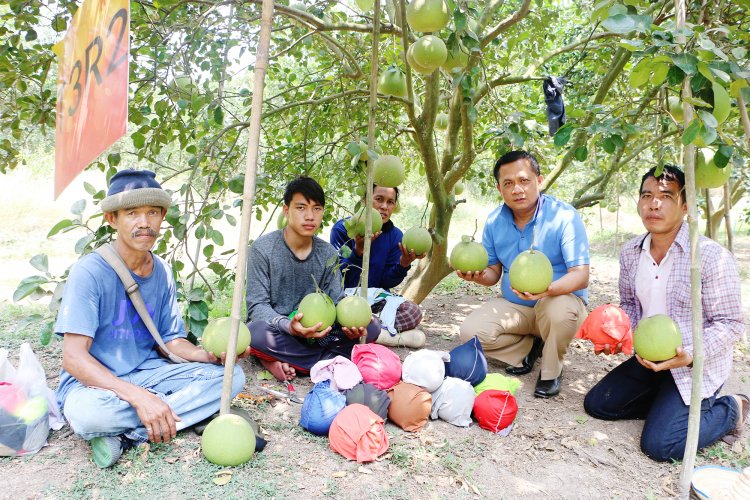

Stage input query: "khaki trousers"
[{"left": 459, "top": 294, "right": 588, "bottom": 380}]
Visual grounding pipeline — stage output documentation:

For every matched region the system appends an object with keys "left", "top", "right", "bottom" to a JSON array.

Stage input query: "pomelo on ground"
[
  {"left": 695, "top": 148, "right": 731, "bottom": 189},
  {"left": 633, "top": 314, "right": 682, "bottom": 362},
  {"left": 201, "top": 413, "right": 255, "bottom": 466},
  {"left": 509, "top": 250, "right": 553, "bottom": 294},
  {"left": 336, "top": 296, "right": 372, "bottom": 328},
  {"left": 402, "top": 227, "right": 433, "bottom": 255},
  {"left": 373, "top": 155, "right": 405, "bottom": 187},
  {"left": 298, "top": 292, "right": 337, "bottom": 331},
  {"left": 201, "top": 317, "right": 251, "bottom": 357},
  {"left": 411, "top": 35, "right": 448, "bottom": 70},
  {"left": 406, "top": 0, "right": 450, "bottom": 33},
  {"left": 450, "top": 236, "right": 488, "bottom": 273},
  {"left": 345, "top": 206, "right": 383, "bottom": 238}
]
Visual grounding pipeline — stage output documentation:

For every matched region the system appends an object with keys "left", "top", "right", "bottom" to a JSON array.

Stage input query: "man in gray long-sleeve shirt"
[{"left": 245, "top": 176, "right": 380, "bottom": 381}]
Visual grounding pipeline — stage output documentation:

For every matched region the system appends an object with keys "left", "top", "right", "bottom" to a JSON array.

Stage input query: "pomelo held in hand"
[
  {"left": 509, "top": 249, "right": 553, "bottom": 294},
  {"left": 201, "top": 317, "right": 251, "bottom": 357},
  {"left": 345, "top": 206, "right": 383, "bottom": 238},
  {"left": 402, "top": 227, "right": 433, "bottom": 255},
  {"left": 450, "top": 235, "right": 488, "bottom": 273},
  {"left": 406, "top": 0, "right": 450, "bottom": 33},
  {"left": 373, "top": 155, "right": 405, "bottom": 187},
  {"left": 336, "top": 296, "right": 372, "bottom": 328},
  {"left": 633, "top": 314, "right": 682, "bottom": 362},
  {"left": 201, "top": 414, "right": 255, "bottom": 466},
  {"left": 299, "top": 291, "right": 337, "bottom": 331}
]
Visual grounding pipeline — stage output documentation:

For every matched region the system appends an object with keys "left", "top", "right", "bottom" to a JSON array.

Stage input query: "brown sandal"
[{"left": 722, "top": 394, "right": 749, "bottom": 445}]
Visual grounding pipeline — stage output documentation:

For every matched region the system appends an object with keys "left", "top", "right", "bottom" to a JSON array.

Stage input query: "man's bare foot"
[{"left": 260, "top": 359, "right": 296, "bottom": 381}]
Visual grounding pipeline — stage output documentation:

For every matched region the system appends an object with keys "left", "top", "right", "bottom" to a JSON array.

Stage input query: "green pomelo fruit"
[
  {"left": 441, "top": 46, "right": 469, "bottom": 71},
  {"left": 355, "top": 0, "right": 374, "bottom": 11},
  {"left": 435, "top": 113, "right": 448, "bottom": 130},
  {"left": 298, "top": 292, "right": 337, "bottom": 331},
  {"left": 667, "top": 95, "right": 683, "bottom": 122},
  {"left": 372, "top": 155, "right": 405, "bottom": 187},
  {"left": 407, "top": 44, "right": 436, "bottom": 75},
  {"left": 402, "top": 227, "right": 433, "bottom": 255},
  {"left": 412, "top": 35, "right": 448, "bottom": 70},
  {"left": 336, "top": 295, "right": 372, "bottom": 328},
  {"left": 633, "top": 314, "right": 682, "bottom": 362},
  {"left": 347, "top": 206, "right": 383, "bottom": 238},
  {"left": 450, "top": 236, "right": 488, "bottom": 273},
  {"left": 406, "top": 0, "right": 450, "bottom": 33},
  {"left": 377, "top": 67, "right": 407, "bottom": 98},
  {"left": 277, "top": 212, "right": 288, "bottom": 230},
  {"left": 453, "top": 180, "right": 464, "bottom": 195},
  {"left": 201, "top": 414, "right": 255, "bottom": 466},
  {"left": 508, "top": 250, "right": 553, "bottom": 294},
  {"left": 711, "top": 82, "right": 731, "bottom": 124},
  {"left": 14, "top": 395, "right": 48, "bottom": 424},
  {"left": 201, "top": 317, "right": 251, "bottom": 357},
  {"left": 695, "top": 148, "right": 731, "bottom": 189}
]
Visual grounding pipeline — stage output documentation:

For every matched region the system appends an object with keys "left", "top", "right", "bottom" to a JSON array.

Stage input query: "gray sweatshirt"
[{"left": 245, "top": 230, "right": 343, "bottom": 333}]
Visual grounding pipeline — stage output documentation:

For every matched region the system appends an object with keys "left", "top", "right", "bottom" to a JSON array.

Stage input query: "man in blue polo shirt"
[{"left": 457, "top": 151, "right": 590, "bottom": 398}]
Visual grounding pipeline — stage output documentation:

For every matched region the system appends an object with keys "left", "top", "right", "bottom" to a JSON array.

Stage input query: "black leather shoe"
[
  {"left": 505, "top": 337, "right": 544, "bottom": 375},
  {"left": 534, "top": 373, "right": 562, "bottom": 398}
]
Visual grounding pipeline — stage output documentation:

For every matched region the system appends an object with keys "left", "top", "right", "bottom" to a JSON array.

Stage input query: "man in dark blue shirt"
[{"left": 331, "top": 185, "right": 425, "bottom": 348}]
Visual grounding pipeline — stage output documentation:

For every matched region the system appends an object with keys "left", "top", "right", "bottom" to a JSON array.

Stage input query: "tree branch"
[{"left": 480, "top": 0, "right": 533, "bottom": 49}]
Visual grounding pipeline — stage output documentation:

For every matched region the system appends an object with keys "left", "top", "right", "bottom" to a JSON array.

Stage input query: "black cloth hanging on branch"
[{"left": 543, "top": 76, "right": 568, "bottom": 136}]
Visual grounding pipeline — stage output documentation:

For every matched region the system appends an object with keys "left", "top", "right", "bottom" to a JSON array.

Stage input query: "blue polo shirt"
[{"left": 483, "top": 194, "right": 589, "bottom": 307}]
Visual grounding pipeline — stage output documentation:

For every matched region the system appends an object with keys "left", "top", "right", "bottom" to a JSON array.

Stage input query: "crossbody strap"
[{"left": 95, "top": 244, "right": 187, "bottom": 363}]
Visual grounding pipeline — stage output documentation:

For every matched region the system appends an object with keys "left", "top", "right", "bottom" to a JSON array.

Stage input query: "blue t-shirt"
[
  {"left": 330, "top": 219, "right": 409, "bottom": 290},
  {"left": 54, "top": 251, "right": 186, "bottom": 406},
  {"left": 483, "top": 194, "right": 589, "bottom": 307}
]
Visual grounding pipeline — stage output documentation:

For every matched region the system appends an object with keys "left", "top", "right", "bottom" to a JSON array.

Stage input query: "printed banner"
[{"left": 52, "top": 0, "right": 129, "bottom": 198}]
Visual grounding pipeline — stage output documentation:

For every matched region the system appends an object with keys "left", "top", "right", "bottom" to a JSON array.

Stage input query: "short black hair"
[
  {"left": 639, "top": 164, "right": 686, "bottom": 203},
  {"left": 493, "top": 150, "right": 541, "bottom": 183},
  {"left": 372, "top": 184, "right": 400, "bottom": 202},
  {"left": 283, "top": 176, "right": 325, "bottom": 207}
]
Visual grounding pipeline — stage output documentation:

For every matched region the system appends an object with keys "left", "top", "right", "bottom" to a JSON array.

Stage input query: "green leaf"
[
  {"left": 629, "top": 59, "right": 652, "bottom": 88},
  {"left": 696, "top": 125, "right": 716, "bottom": 146},
  {"left": 553, "top": 124, "right": 573, "bottom": 147},
  {"left": 602, "top": 137, "right": 616, "bottom": 154},
  {"left": 574, "top": 146, "right": 588, "bottom": 162},
  {"left": 30, "top": 254, "right": 48, "bottom": 273},
  {"left": 107, "top": 152, "right": 121, "bottom": 166},
  {"left": 213, "top": 107, "right": 224, "bottom": 125},
  {"left": 669, "top": 53, "right": 698, "bottom": 75},
  {"left": 13, "top": 275, "right": 49, "bottom": 302},
  {"left": 602, "top": 14, "right": 651, "bottom": 34},
  {"left": 696, "top": 109, "right": 718, "bottom": 128},
  {"left": 211, "top": 229, "right": 224, "bottom": 246},
  {"left": 132, "top": 132, "right": 146, "bottom": 149},
  {"left": 203, "top": 244, "right": 214, "bottom": 258},
  {"left": 666, "top": 65, "right": 685, "bottom": 86},
  {"left": 188, "top": 301, "right": 209, "bottom": 321},
  {"left": 75, "top": 234, "right": 96, "bottom": 254},
  {"left": 713, "top": 145, "right": 733, "bottom": 168},
  {"left": 682, "top": 119, "right": 701, "bottom": 145},
  {"left": 47, "top": 219, "right": 74, "bottom": 237},
  {"left": 651, "top": 63, "right": 669, "bottom": 86},
  {"left": 683, "top": 96, "right": 712, "bottom": 108},
  {"left": 16, "top": 313, "right": 44, "bottom": 331},
  {"left": 40, "top": 321, "right": 53, "bottom": 346},
  {"left": 187, "top": 287, "right": 206, "bottom": 302},
  {"left": 71, "top": 199, "right": 86, "bottom": 215},
  {"left": 228, "top": 175, "right": 244, "bottom": 194}
]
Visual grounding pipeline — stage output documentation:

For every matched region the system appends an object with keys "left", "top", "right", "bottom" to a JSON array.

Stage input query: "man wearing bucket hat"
[
  {"left": 584, "top": 165, "right": 746, "bottom": 462},
  {"left": 54, "top": 169, "right": 247, "bottom": 468}
]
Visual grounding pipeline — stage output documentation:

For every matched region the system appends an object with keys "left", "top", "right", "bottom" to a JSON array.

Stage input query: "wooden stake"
[{"left": 219, "top": 0, "right": 275, "bottom": 414}]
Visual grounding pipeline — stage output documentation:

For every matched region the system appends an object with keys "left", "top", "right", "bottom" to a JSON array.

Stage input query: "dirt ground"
[{"left": 2, "top": 244, "right": 749, "bottom": 499}]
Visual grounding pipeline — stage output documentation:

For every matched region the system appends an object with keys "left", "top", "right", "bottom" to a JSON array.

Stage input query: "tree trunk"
[{"left": 401, "top": 248, "right": 452, "bottom": 304}]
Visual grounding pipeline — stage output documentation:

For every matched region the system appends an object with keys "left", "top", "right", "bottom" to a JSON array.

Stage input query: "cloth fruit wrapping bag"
[
  {"left": 299, "top": 380, "right": 347, "bottom": 436},
  {"left": 575, "top": 304, "right": 633, "bottom": 355},
  {"left": 430, "top": 377, "right": 475, "bottom": 427},
  {"left": 474, "top": 373, "right": 522, "bottom": 396},
  {"left": 473, "top": 389, "right": 518, "bottom": 436},
  {"left": 310, "top": 355, "right": 363, "bottom": 391},
  {"left": 329, "top": 404, "right": 389, "bottom": 463},
  {"left": 344, "top": 382, "right": 391, "bottom": 421},
  {"left": 351, "top": 344, "right": 402, "bottom": 390},
  {"left": 387, "top": 382, "right": 432, "bottom": 432},
  {"left": 402, "top": 349, "right": 450, "bottom": 393},
  {"left": 444, "top": 336, "right": 488, "bottom": 386},
  {"left": 0, "top": 343, "right": 64, "bottom": 457}
]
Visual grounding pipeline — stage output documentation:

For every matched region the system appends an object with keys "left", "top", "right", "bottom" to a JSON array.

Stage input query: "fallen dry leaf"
[
  {"left": 164, "top": 456, "right": 179, "bottom": 464},
  {"left": 213, "top": 470, "right": 232, "bottom": 486},
  {"left": 358, "top": 466, "right": 372, "bottom": 474},
  {"left": 331, "top": 471, "right": 347, "bottom": 478}
]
